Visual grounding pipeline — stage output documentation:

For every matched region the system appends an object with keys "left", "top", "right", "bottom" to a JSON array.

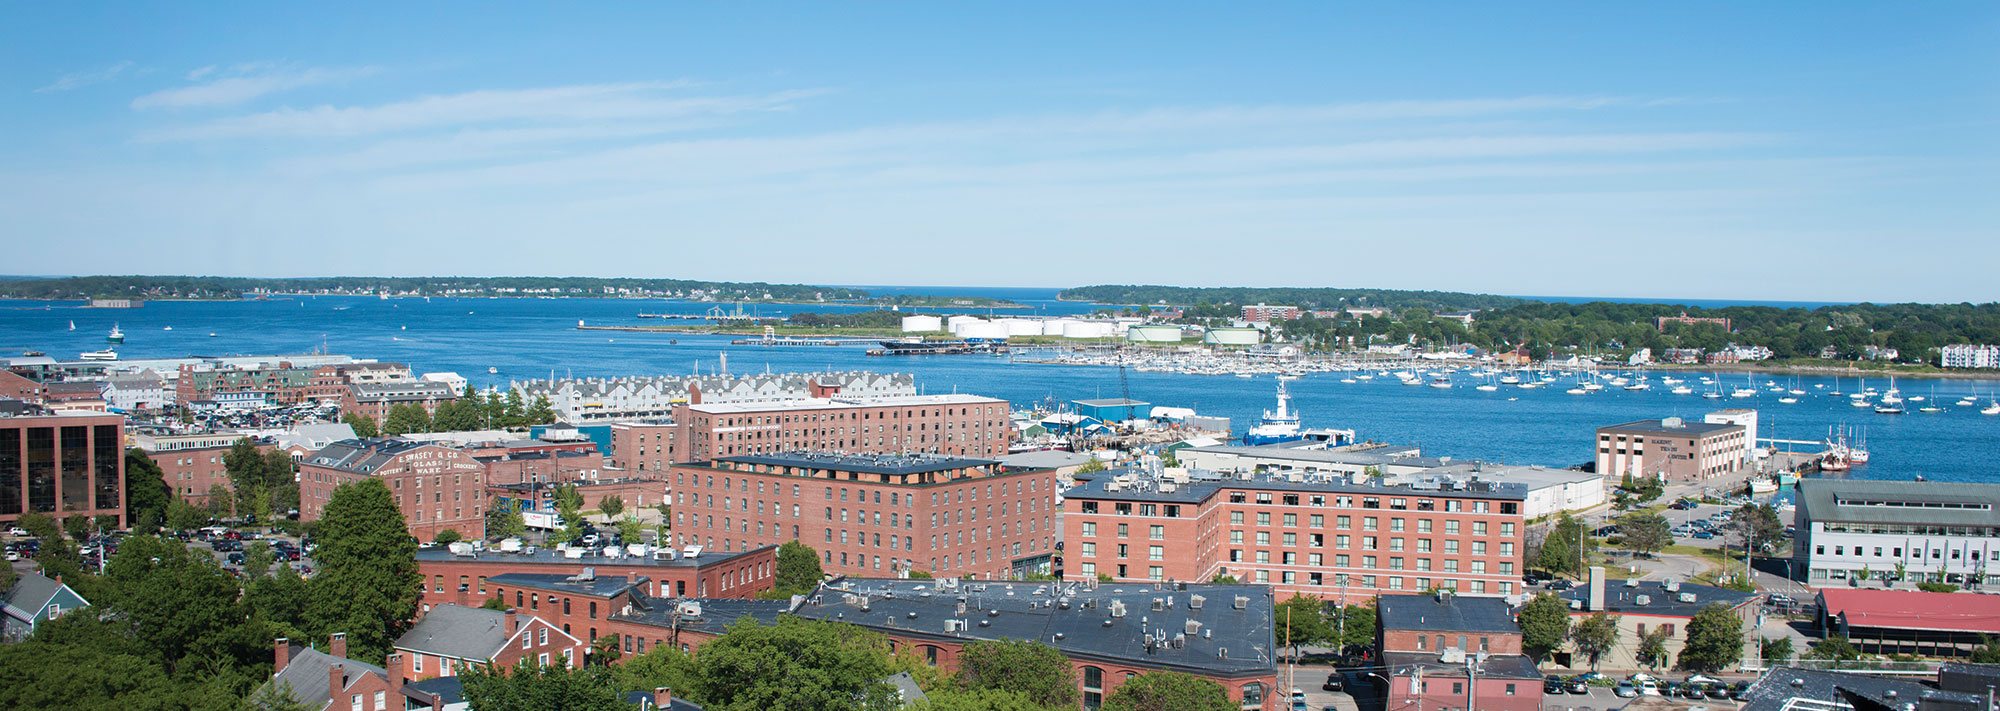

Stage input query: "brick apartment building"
[
  {"left": 0, "top": 409, "right": 125, "bottom": 527},
  {"left": 669, "top": 452, "right": 1061, "bottom": 579},
  {"left": 1241, "top": 303, "right": 1301, "bottom": 323},
  {"left": 298, "top": 439, "right": 486, "bottom": 540},
  {"left": 1595, "top": 416, "right": 1748, "bottom": 483},
  {"left": 176, "top": 362, "right": 320, "bottom": 406},
  {"left": 342, "top": 381, "right": 459, "bottom": 426},
  {"left": 1376, "top": 592, "right": 1543, "bottom": 711},
  {"left": 133, "top": 431, "right": 264, "bottom": 507},
  {"left": 1062, "top": 470, "right": 1530, "bottom": 599},
  {"left": 612, "top": 393, "right": 1012, "bottom": 471}
]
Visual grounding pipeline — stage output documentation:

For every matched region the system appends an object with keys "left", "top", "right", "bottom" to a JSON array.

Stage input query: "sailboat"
[
  {"left": 1984, "top": 400, "right": 2000, "bottom": 416},
  {"left": 67, "top": 320, "right": 75, "bottom": 331},
  {"left": 1920, "top": 385, "right": 1946, "bottom": 413}
]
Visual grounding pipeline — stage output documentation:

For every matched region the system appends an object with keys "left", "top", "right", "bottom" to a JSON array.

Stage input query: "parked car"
[
  {"left": 1692, "top": 530, "right": 1716, "bottom": 539},
  {"left": 1544, "top": 676, "right": 1566, "bottom": 694},
  {"left": 225, "top": 551, "right": 246, "bottom": 566},
  {"left": 1322, "top": 674, "right": 1343, "bottom": 692},
  {"left": 1524, "top": 570, "right": 1552, "bottom": 585},
  {"left": 5, "top": 527, "right": 27, "bottom": 537},
  {"left": 1705, "top": 682, "right": 1731, "bottom": 700},
  {"left": 1614, "top": 682, "right": 1638, "bottom": 698},
  {"left": 1545, "top": 579, "right": 1575, "bottom": 591},
  {"left": 1680, "top": 683, "right": 1707, "bottom": 699},
  {"left": 1730, "top": 681, "right": 1752, "bottom": 700},
  {"left": 1563, "top": 676, "right": 1589, "bottom": 694}
]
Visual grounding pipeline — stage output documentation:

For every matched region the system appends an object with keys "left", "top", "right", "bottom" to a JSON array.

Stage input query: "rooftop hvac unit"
[
  {"left": 1152, "top": 598, "right": 1165, "bottom": 611},
  {"left": 1233, "top": 595, "right": 1249, "bottom": 610},
  {"left": 1677, "top": 592, "right": 1698, "bottom": 603},
  {"left": 1663, "top": 580, "right": 1681, "bottom": 592},
  {"left": 676, "top": 601, "right": 703, "bottom": 618},
  {"left": 1185, "top": 619, "right": 1203, "bottom": 635},
  {"left": 1440, "top": 648, "right": 1465, "bottom": 664},
  {"left": 1625, "top": 578, "right": 1640, "bottom": 588},
  {"left": 578, "top": 567, "right": 596, "bottom": 581},
  {"left": 1634, "top": 595, "right": 1652, "bottom": 606},
  {"left": 1189, "top": 595, "right": 1205, "bottom": 609},
  {"left": 1568, "top": 599, "right": 1582, "bottom": 610},
  {"left": 1109, "top": 600, "right": 1128, "bottom": 618}
]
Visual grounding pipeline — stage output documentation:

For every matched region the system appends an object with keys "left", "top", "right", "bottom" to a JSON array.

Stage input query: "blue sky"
[{"left": 3, "top": 3, "right": 1995, "bottom": 302}]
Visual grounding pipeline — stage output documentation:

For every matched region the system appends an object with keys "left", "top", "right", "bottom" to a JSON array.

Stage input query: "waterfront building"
[
  {"left": 1556, "top": 572, "right": 1755, "bottom": 670},
  {"left": 341, "top": 380, "right": 459, "bottom": 425},
  {"left": 1655, "top": 312, "right": 1731, "bottom": 332},
  {"left": 604, "top": 577, "right": 1281, "bottom": 710},
  {"left": 0, "top": 372, "right": 43, "bottom": 404},
  {"left": 0, "top": 408, "right": 125, "bottom": 528},
  {"left": 1702, "top": 408, "right": 1759, "bottom": 463},
  {"left": 611, "top": 392, "right": 1011, "bottom": 469},
  {"left": 1062, "top": 467, "right": 1529, "bottom": 599},
  {"left": 101, "top": 370, "right": 169, "bottom": 411},
  {"left": 668, "top": 451, "right": 1061, "bottom": 579},
  {"left": 1792, "top": 479, "right": 2000, "bottom": 587},
  {"left": 176, "top": 362, "right": 321, "bottom": 406},
  {"left": 1594, "top": 416, "right": 1747, "bottom": 484},
  {"left": 1376, "top": 592, "right": 1543, "bottom": 711},
  {"left": 1941, "top": 344, "right": 2000, "bottom": 369},
  {"left": 43, "top": 381, "right": 108, "bottom": 413},
  {"left": 514, "top": 371, "right": 916, "bottom": 425},
  {"left": 298, "top": 439, "right": 486, "bottom": 541}
]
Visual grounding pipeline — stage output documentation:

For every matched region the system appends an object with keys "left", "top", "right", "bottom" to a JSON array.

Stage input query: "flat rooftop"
[
  {"left": 715, "top": 451, "right": 999, "bottom": 476},
  {"left": 1597, "top": 418, "right": 1741, "bottom": 437},
  {"left": 415, "top": 543, "right": 770, "bottom": 569},
  {"left": 1818, "top": 588, "right": 2000, "bottom": 635},
  {"left": 1560, "top": 580, "right": 1756, "bottom": 618},
  {"left": 1798, "top": 478, "right": 2000, "bottom": 527},
  {"left": 485, "top": 572, "right": 648, "bottom": 598},
  {"left": 685, "top": 392, "right": 1004, "bottom": 414},
  {"left": 1378, "top": 593, "right": 1518, "bottom": 634},
  {"left": 1187, "top": 443, "right": 1440, "bottom": 468}
]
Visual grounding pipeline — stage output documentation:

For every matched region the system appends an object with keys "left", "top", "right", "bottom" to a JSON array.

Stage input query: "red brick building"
[
  {"left": 1061, "top": 470, "right": 1529, "bottom": 599},
  {"left": 1377, "top": 592, "right": 1543, "bottom": 711},
  {"left": 298, "top": 439, "right": 486, "bottom": 540},
  {"left": 414, "top": 544, "right": 777, "bottom": 612},
  {"left": 393, "top": 604, "right": 583, "bottom": 681},
  {"left": 0, "top": 409, "right": 125, "bottom": 527},
  {"left": 0, "top": 370, "right": 45, "bottom": 404},
  {"left": 176, "top": 362, "right": 320, "bottom": 406},
  {"left": 613, "top": 393, "right": 1012, "bottom": 469},
  {"left": 260, "top": 633, "right": 403, "bottom": 711},
  {"left": 133, "top": 432, "right": 261, "bottom": 507},
  {"left": 605, "top": 578, "right": 1281, "bottom": 710},
  {"left": 609, "top": 421, "right": 679, "bottom": 474},
  {"left": 669, "top": 452, "right": 1060, "bottom": 579},
  {"left": 1241, "top": 304, "right": 1301, "bottom": 323},
  {"left": 341, "top": 381, "right": 459, "bottom": 427}
]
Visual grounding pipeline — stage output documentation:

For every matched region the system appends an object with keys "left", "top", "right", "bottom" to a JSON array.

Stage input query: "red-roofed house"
[{"left": 1817, "top": 588, "right": 2000, "bottom": 658}]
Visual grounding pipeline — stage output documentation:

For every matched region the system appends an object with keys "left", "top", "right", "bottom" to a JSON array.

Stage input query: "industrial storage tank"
[
  {"left": 1125, "top": 324, "right": 1184, "bottom": 343},
  {"left": 900, "top": 314, "right": 943, "bottom": 332},
  {"left": 1203, "top": 327, "right": 1262, "bottom": 346}
]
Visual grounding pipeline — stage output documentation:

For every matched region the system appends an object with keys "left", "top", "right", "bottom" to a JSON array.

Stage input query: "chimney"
[
  {"left": 385, "top": 653, "right": 405, "bottom": 698},
  {"left": 653, "top": 687, "right": 673, "bottom": 709},
  {"left": 274, "top": 638, "right": 292, "bottom": 673},
  {"left": 1588, "top": 566, "right": 1606, "bottom": 612},
  {"left": 328, "top": 664, "right": 346, "bottom": 697},
  {"left": 329, "top": 632, "right": 347, "bottom": 660},
  {"left": 505, "top": 609, "right": 520, "bottom": 634}
]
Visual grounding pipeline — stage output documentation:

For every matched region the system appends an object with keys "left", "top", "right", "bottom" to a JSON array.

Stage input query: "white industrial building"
[
  {"left": 1703, "top": 408, "right": 1759, "bottom": 462},
  {"left": 1941, "top": 344, "right": 2000, "bottom": 369},
  {"left": 1794, "top": 479, "right": 2000, "bottom": 587}
]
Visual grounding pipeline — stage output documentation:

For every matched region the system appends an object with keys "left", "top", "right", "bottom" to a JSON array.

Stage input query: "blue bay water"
[{"left": 4, "top": 295, "right": 1996, "bottom": 483}]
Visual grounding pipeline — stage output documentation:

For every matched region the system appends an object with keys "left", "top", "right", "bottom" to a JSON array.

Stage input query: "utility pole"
[{"left": 1285, "top": 604, "right": 1294, "bottom": 693}]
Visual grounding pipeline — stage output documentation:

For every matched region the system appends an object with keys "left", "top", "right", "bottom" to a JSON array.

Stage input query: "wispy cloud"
[
  {"left": 131, "top": 63, "right": 381, "bottom": 110},
  {"left": 36, "top": 61, "right": 136, "bottom": 93},
  {"left": 145, "top": 81, "right": 823, "bottom": 141}
]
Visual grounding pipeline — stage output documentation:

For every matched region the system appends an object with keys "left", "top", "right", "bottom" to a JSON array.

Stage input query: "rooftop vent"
[
  {"left": 1233, "top": 595, "right": 1249, "bottom": 610},
  {"left": 1189, "top": 595, "right": 1205, "bottom": 609},
  {"left": 1110, "top": 600, "right": 1128, "bottom": 618}
]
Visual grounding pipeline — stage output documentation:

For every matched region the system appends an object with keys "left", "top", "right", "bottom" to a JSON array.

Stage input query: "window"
[
  {"left": 1083, "top": 666, "right": 1104, "bottom": 710},
  {"left": 415, "top": 654, "right": 424, "bottom": 673},
  {"left": 1240, "top": 682, "right": 1264, "bottom": 710}
]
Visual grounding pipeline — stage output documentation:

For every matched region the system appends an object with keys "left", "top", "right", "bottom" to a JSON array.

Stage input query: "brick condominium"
[
  {"left": 668, "top": 451, "right": 1060, "bottom": 579},
  {"left": 298, "top": 439, "right": 487, "bottom": 541},
  {"left": 611, "top": 393, "right": 1012, "bottom": 473},
  {"left": 1062, "top": 469, "right": 1529, "bottom": 599}
]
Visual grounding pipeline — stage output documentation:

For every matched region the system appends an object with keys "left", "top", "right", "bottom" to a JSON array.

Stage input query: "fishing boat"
[
  {"left": 106, "top": 324, "right": 124, "bottom": 343},
  {"left": 1748, "top": 478, "right": 1779, "bottom": 495},
  {"left": 487, "top": 366, "right": 499, "bottom": 374},
  {"left": 78, "top": 349, "right": 118, "bottom": 361},
  {"left": 1428, "top": 376, "right": 1453, "bottom": 389}
]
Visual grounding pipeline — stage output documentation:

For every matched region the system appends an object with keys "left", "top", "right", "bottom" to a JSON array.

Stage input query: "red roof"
[{"left": 1818, "top": 588, "right": 2000, "bottom": 635}]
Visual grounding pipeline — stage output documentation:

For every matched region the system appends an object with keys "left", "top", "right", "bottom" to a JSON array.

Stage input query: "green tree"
[
  {"left": 247, "top": 562, "right": 311, "bottom": 638},
  {"left": 248, "top": 679, "right": 320, "bottom": 711},
  {"left": 1331, "top": 603, "right": 1376, "bottom": 649},
  {"left": 206, "top": 484, "right": 233, "bottom": 519},
  {"left": 1636, "top": 627, "right": 1671, "bottom": 671},
  {"left": 914, "top": 688, "right": 1056, "bottom": 711},
  {"left": 100, "top": 535, "right": 256, "bottom": 674},
  {"left": 243, "top": 540, "right": 275, "bottom": 578},
  {"left": 305, "top": 479, "right": 420, "bottom": 663},
  {"left": 1617, "top": 512, "right": 1673, "bottom": 557},
  {"left": 769, "top": 541, "right": 825, "bottom": 598},
  {"left": 1731, "top": 503, "right": 1785, "bottom": 552},
  {"left": 382, "top": 403, "right": 432, "bottom": 436},
  {"left": 611, "top": 644, "right": 694, "bottom": 699},
  {"left": 166, "top": 497, "right": 207, "bottom": 532},
  {"left": 525, "top": 395, "right": 556, "bottom": 426},
  {"left": 1761, "top": 637, "right": 1795, "bottom": 665},
  {"left": 1677, "top": 603, "right": 1744, "bottom": 672},
  {"left": 460, "top": 657, "right": 625, "bottom": 710},
  {"left": 430, "top": 398, "right": 484, "bottom": 433},
  {"left": 1076, "top": 459, "right": 1107, "bottom": 474},
  {"left": 955, "top": 639, "right": 1077, "bottom": 708},
  {"left": 63, "top": 513, "right": 93, "bottom": 542},
  {"left": 1209, "top": 574, "right": 1238, "bottom": 584},
  {"left": 223, "top": 438, "right": 267, "bottom": 513},
  {"left": 262, "top": 450, "right": 298, "bottom": 517},
  {"left": 1537, "top": 513, "right": 1592, "bottom": 575},
  {"left": 1102, "top": 671, "right": 1235, "bottom": 711},
  {"left": 502, "top": 390, "right": 526, "bottom": 428},
  {"left": 598, "top": 494, "right": 625, "bottom": 519},
  {"left": 1275, "top": 594, "right": 1329, "bottom": 658},
  {"left": 0, "top": 641, "right": 180, "bottom": 710},
  {"left": 341, "top": 411, "right": 379, "bottom": 438},
  {"left": 435, "top": 529, "right": 463, "bottom": 545},
  {"left": 1804, "top": 635, "right": 1861, "bottom": 662},
  {"left": 124, "top": 448, "right": 172, "bottom": 532},
  {"left": 1569, "top": 613, "right": 1620, "bottom": 671},
  {"left": 1517, "top": 593, "right": 1572, "bottom": 661},
  {"left": 678, "top": 617, "right": 898, "bottom": 711},
  {"left": 588, "top": 635, "right": 621, "bottom": 666},
  {"left": 485, "top": 501, "right": 526, "bottom": 540}
]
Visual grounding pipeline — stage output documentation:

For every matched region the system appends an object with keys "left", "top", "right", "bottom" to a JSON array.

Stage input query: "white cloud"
[
  {"left": 131, "top": 64, "right": 380, "bottom": 110},
  {"left": 144, "top": 81, "right": 822, "bottom": 140},
  {"left": 36, "top": 61, "right": 136, "bottom": 93}
]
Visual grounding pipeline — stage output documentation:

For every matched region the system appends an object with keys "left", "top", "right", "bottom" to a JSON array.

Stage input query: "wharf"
[{"left": 729, "top": 337, "right": 877, "bottom": 346}]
